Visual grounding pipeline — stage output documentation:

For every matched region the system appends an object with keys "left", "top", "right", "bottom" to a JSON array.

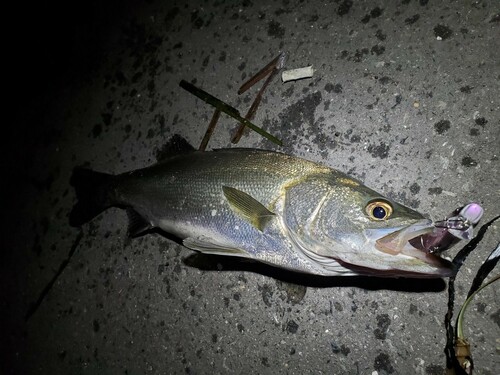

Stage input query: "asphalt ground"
[{"left": 3, "top": 1, "right": 499, "bottom": 374}]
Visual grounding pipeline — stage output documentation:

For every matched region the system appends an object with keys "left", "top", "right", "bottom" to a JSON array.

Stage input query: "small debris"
[
  {"left": 238, "top": 52, "right": 286, "bottom": 95},
  {"left": 282, "top": 66, "right": 314, "bottom": 83},
  {"left": 180, "top": 80, "right": 282, "bottom": 146},
  {"left": 199, "top": 109, "right": 221, "bottom": 151},
  {"left": 232, "top": 52, "right": 286, "bottom": 144}
]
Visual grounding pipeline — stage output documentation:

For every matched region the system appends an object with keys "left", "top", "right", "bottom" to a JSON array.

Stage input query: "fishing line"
[
  {"left": 25, "top": 229, "right": 84, "bottom": 321},
  {"left": 466, "top": 242, "right": 500, "bottom": 299},
  {"left": 444, "top": 214, "right": 499, "bottom": 373}
]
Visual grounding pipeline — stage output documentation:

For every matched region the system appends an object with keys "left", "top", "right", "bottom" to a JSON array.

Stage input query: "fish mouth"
[
  {"left": 375, "top": 219, "right": 434, "bottom": 255},
  {"left": 374, "top": 219, "right": 455, "bottom": 277}
]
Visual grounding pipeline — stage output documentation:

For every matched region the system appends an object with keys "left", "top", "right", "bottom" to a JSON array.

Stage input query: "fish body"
[{"left": 70, "top": 146, "right": 453, "bottom": 278}]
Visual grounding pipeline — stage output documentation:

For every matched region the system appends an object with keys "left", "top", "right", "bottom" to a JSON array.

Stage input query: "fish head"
[{"left": 287, "top": 174, "right": 454, "bottom": 278}]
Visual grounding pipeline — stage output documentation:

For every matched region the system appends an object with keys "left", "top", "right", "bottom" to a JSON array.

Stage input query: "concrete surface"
[{"left": 3, "top": 0, "right": 499, "bottom": 374}]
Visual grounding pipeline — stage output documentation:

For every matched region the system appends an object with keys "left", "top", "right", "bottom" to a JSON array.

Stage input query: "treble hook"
[{"left": 434, "top": 217, "right": 471, "bottom": 231}]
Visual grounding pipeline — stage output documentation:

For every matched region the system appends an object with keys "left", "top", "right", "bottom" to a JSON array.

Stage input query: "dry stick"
[
  {"left": 179, "top": 80, "right": 282, "bottom": 146},
  {"left": 232, "top": 68, "right": 279, "bottom": 144},
  {"left": 238, "top": 52, "right": 285, "bottom": 95},
  {"left": 232, "top": 53, "right": 286, "bottom": 144},
  {"left": 199, "top": 109, "right": 221, "bottom": 151}
]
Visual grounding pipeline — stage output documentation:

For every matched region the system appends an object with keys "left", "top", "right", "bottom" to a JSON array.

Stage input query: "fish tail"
[{"left": 69, "top": 167, "right": 115, "bottom": 227}]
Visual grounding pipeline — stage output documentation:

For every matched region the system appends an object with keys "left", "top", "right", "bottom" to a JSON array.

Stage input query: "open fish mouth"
[
  {"left": 374, "top": 219, "right": 455, "bottom": 276},
  {"left": 375, "top": 219, "right": 434, "bottom": 255}
]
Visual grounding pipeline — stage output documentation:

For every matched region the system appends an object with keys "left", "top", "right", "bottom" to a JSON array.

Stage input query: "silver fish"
[{"left": 70, "top": 144, "right": 454, "bottom": 278}]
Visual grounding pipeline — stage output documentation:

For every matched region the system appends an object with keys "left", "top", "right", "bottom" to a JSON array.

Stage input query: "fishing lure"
[{"left": 409, "top": 203, "right": 484, "bottom": 253}]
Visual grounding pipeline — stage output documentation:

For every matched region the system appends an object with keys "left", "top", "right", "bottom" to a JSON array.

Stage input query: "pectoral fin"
[
  {"left": 183, "top": 237, "right": 249, "bottom": 257},
  {"left": 222, "top": 186, "right": 276, "bottom": 231}
]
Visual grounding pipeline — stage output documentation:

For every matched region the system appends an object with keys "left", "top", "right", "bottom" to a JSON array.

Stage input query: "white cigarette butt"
[{"left": 281, "top": 66, "right": 314, "bottom": 83}]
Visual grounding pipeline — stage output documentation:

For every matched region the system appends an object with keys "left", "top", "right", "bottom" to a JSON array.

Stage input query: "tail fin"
[{"left": 69, "top": 168, "right": 115, "bottom": 227}]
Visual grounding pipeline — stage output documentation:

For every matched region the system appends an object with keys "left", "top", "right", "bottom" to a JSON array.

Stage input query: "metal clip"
[{"left": 434, "top": 216, "right": 471, "bottom": 231}]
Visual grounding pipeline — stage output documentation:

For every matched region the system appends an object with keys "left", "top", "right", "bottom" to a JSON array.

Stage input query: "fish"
[{"left": 70, "top": 137, "right": 454, "bottom": 278}]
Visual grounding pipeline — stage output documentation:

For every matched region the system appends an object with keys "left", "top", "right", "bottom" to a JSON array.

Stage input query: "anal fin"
[
  {"left": 126, "top": 209, "right": 153, "bottom": 237},
  {"left": 183, "top": 237, "right": 249, "bottom": 257}
]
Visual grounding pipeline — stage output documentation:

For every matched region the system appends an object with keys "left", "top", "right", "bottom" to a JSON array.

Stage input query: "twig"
[
  {"left": 238, "top": 52, "right": 286, "bottom": 95},
  {"left": 179, "top": 80, "right": 282, "bottom": 146},
  {"left": 199, "top": 109, "right": 221, "bottom": 151},
  {"left": 232, "top": 53, "right": 286, "bottom": 144},
  {"left": 232, "top": 68, "right": 279, "bottom": 144}
]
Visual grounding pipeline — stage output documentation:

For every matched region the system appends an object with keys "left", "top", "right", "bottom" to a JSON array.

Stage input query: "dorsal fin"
[{"left": 155, "top": 134, "right": 195, "bottom": 162}]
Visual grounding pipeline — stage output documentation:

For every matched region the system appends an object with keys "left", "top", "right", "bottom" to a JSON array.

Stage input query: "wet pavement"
[{"left": 3, "top": 1, "right": 499, "bottom": 374}]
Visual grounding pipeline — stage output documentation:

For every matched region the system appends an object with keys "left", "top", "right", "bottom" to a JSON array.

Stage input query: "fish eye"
[{"left": 366, "top": 200, "right": 393, "bottom": 221}]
